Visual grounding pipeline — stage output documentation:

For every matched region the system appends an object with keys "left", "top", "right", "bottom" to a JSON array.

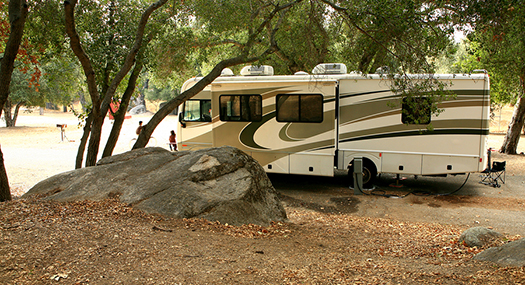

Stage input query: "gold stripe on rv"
[{"left": 339, "top": 119, "right": 489, "bottom": 141}]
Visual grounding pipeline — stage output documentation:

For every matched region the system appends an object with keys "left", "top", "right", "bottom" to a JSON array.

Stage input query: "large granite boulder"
[
  {"left": 129, "top": 105, "right": 146, "bottom": 115},
  {"left": 474, "top": 238, "right": 525, "bottom": 267},
  {"left": 23, "top": 146, "right": 287, "bottom": 226}
]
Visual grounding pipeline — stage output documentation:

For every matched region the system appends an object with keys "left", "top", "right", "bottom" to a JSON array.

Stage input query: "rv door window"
[
  {"left": 401, "top": 97, "right": 431, "bottom": 125},
  {"left": 219, "top": 95, "right": 262, "bottom": 122},
  {"left": 183, "top": 100, "right": 212, "bottom": 122},
  {"left": 276, "top": 94, "right": 323, "bottom": 123}
]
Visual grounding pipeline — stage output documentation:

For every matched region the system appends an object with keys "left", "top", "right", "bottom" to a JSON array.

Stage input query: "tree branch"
[
  {"left": 319, "top": 0, "right": 401, "bottom": 62},
  {"left": 100, "top": 0, "right": 169, "bottom": 117},
  {"left": 63, "top": 0, "right": 101, "bottom": 109},
  {"left": 132, "top": 0, "right": 300, "bottom": 149},
  {"left": 0, "top": 0, "right": 29, "bottom": 118}
]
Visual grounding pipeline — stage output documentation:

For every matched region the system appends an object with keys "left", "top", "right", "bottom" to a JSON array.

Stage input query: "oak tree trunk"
[
  {"left": 0, "top": 0, "right": 28, "bottom": 202},
  {"left": 102, "top": 58, "right": 144, "bottom": 158},
  {"left": 85, "top": 112, "right": 104, "bottom": 167},
  {"left": 3, "top": 100, "right": 14, "bottom": 127},
  {"left": 75, "top": 113, "right": 93, "bottom": 169},
  {"left": 500, "top": 96, "right": 525, "bottom": 154},
  {"left": 3, "top": 100, "right": 23, "bottom": 127},
  {"left": 0, "top": 147, "right": 11, "bottom": 202},
  {"left": 500, "top": 75, "right": 525, "bottom": 154}
]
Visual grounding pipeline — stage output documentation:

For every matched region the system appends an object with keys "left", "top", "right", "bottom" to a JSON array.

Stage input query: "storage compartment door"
[
  {"left": 251, "top": 152, "right": 289, "bottom": 174},
  {"left": 381, "top": 153, "right": 422, "bottom": 175},
  {"left": 289, "top": 153, "right": 334, "bottom": 176},
  {"left": 422, "top": 155, "right": 480, "bottom": 175}
]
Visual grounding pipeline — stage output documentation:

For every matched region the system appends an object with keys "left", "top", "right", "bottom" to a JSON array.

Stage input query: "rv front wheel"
[{"left": 348, "top": 159, "right": 377, "bottom": 189}]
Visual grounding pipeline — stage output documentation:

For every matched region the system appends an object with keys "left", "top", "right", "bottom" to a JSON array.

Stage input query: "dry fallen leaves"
[{"left": 1, "top": 196, "right": 524, "bottom": 284}]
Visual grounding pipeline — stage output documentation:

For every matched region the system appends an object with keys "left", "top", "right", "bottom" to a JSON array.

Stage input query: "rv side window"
[
  {"left": 219, "top": 95, "right": 262, "bottom": 122},
  {"left": 276, "top": 94, "right": 323, "bottom": 123},
  {"left": 401, "top": 97, "right": 431, "bottom": 125},
  {"left": 183, "top": 100, "right": 212, "bottom": 122}
]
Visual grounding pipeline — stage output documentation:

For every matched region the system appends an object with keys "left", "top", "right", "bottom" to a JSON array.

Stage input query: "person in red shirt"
[{"left": 169, "top": 130, "right": 177, "bottom": 151}]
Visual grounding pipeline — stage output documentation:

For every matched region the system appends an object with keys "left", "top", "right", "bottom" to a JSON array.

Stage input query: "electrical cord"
[{"left": 352, "top": 172, "right": 471, "bottom": 198}]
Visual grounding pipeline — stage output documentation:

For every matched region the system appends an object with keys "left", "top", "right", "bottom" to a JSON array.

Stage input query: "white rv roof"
[{"left": 181, "top": 73, "right": 488, "bottom": 92}]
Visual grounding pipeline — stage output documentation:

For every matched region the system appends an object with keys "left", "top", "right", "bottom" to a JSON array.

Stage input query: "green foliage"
[
  {"left": 145, "top": 83, "right": 178, "bottom": 102},
  {"left": 6, "top": 56, "right": 85, "bottom": 110},
  {"left": 8, "top": 68, "right": 44, "bottom": 107},
  {"left": 267, "top": 1, "right": 335, "bottom": 74},
  {"left": 25, "top": 1, "right": 66, "bottom": 55},
  {"left": 5, "top": 0, "right": 467, "bottom": 110},
  {"left": 328, "top": 0, "right": 454, "bottom": 74},
  {"left": 71, "top": 0, "right": 151, "bottom": 89},
  {"left": 40, "top": 55, "right": 85, "bottom": 106},
  {"left": 449, "top": 40, "right": 516, "bottom": 106},
  {"left": 148, "top": 0, "right": 307, "bottom": 84},
  {"left": 449, "top": 41, "right": 484, "bottom": 74},
  {"left": 2, "top": 0, "right": 74, "bottom": 110},
  {"left": 456, "top": 1, "right": 524, "bottom": 106}
]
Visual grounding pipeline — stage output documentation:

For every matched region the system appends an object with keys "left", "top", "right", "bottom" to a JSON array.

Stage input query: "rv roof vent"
[
  {"left": 294, "top": 71, "right": 308, "bottom": 75},
  {"left": 472, "top": 69, "right": 488, "bottom": 74},
  {"left": 312, "top": 63, "right": 347, "bottom": 75},
  {"left": 220, "top": 68, "right": 234, "bottom": 76},
  {"left": 375, "top": 66, "right": 390, "bottom": 74},
  {"left": 240, "top": 65, "right": 274, "bottom": 76}
]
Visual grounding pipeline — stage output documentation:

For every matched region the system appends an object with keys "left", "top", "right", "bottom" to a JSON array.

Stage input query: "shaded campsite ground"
[
  {"left": 2, "top": 109, "right": 525, "bottom": 236},
  {"left": 1, "top": 108, "right": 525, "bottom": 284}
]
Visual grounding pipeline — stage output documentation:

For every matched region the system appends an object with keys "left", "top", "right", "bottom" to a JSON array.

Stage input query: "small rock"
[{"left": 459, "top": 227, "right": 503, "bottom": 247}]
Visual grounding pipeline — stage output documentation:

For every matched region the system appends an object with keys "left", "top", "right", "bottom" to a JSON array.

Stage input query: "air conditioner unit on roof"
[
  {"left": 220, "top": 68, "right": 234, "bottom": 76},
  {"left": 240, "top": 65, "right": 274, "bottom": 76},
  {"left": 312, "top": 63, "right": 347, "bottom": 75}
]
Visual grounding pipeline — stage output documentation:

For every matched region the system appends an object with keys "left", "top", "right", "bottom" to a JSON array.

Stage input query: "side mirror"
[
  {"left": 202, "top": 113, "right": 212, "bottom": 122},
  {"left": 178, "top": 112, "right": 186, "bottom": 128}
]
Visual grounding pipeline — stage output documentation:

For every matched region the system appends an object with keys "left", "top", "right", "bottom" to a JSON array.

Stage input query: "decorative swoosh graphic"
[
  {"left": 279, "top": 123, "right": 302, "bottom": 142},
  {"left": 240, "top": 96, "right": 336, "bottom": 148},
  {"left": 239, "top": 112, "right": 275, "bottom": 150}
]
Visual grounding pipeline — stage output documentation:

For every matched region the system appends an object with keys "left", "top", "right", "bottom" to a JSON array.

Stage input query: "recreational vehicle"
[{"left": 177, "top": 63, "right": 490, "bottom": 187}]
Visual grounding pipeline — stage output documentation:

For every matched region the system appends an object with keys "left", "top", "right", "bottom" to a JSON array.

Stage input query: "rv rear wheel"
[{"left": 348, "top": 160, "right": 377, "bottom": 189}]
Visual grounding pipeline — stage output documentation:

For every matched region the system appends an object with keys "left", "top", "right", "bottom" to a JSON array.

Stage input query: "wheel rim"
[{"left": 362, "top": 167, "right": 372, "bottom": 184}]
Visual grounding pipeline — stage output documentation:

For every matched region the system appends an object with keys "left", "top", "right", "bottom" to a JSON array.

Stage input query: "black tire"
[{"left": 348, "top": 159, "right": 377, "bottom": 189}]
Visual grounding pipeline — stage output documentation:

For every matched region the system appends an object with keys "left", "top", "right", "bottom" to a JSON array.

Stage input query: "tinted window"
[
  {"left": 276, "top": 94, "right": 323, "bottom": 123},
  {"left": 183, "top": 100, "right": 212, "bottom": 122},
  {"left": 219, "top": 95, "right": 262, "bottom": 122}
]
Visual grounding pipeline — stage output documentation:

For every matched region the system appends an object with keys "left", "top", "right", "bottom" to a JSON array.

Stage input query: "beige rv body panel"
[
  {"left": 178, "top": 72, "right": 490, "bottom": 178},
  {"left": 337, "top": 76, "right": 489, "bottom": 176},
  {"left": 209, "top": 78, "right": 337, "bottom": 176}
]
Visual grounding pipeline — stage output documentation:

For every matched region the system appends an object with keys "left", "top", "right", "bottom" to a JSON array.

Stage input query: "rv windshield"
[{"left": 183, "top": 100, "right": 211, "bottom": 122}]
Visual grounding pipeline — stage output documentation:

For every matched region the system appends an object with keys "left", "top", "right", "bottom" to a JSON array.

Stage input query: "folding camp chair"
[{"left": 480, "top": 148, "right": 506, "bottom": 188}]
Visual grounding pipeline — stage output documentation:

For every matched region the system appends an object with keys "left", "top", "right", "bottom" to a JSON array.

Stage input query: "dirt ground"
[{"left": 1, "top": 108, "right": 525, "bottom": 284}]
